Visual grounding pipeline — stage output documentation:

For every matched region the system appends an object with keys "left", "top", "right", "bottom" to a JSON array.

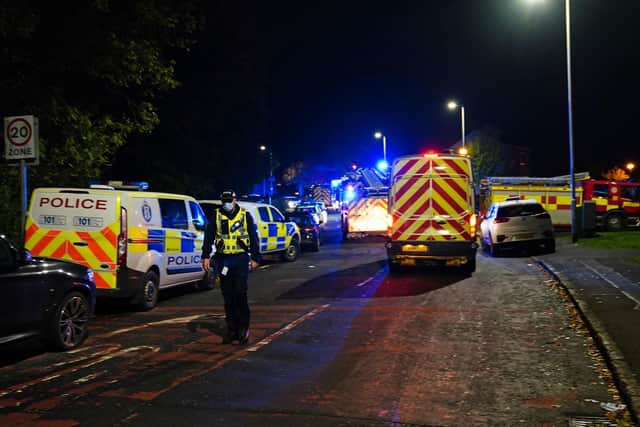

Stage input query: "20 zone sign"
[{"left": 4, "top": 115, "right": 38, "bottom": 161}]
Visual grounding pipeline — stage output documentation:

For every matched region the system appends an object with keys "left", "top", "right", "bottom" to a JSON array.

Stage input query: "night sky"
[{"left": 112, "top": 0, "right": 640, "bottom": 193}]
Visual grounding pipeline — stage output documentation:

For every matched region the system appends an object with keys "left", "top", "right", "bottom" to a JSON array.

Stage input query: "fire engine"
[
  {"left": 480, "top": 173, "right": 640, "bottom": 231},
  {"left": 339, "top": 167, "right": 389, "bottom": 239}
]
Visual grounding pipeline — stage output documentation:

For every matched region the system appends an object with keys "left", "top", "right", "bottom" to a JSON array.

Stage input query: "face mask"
[{"left": 222, "top": 202, "right": 233, "bottom": 212}]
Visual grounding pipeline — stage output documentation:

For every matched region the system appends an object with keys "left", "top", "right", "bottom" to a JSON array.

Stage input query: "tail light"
[
  {"left": 494, "top": 217, "right": 510, "bottom": 224},
  {"left": 469, "top": 213, "right": 477, "bottom": 236},
  {"left": 117, "top": 207, "right": 128, "bottom": 265},
  {"left": 535, "top": 212, "right": 551, "bottom": 219},
  {"left": 303, "top": 226, "right": 315, "bottom": 232}
]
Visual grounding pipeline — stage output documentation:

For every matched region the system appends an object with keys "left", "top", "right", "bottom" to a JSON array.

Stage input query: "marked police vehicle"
[
  {"left": 25, "top": 182, "right": 209, "bottom": 310},
  {"left": 199, "top": 200, "right": 301, "bottom": 262}
]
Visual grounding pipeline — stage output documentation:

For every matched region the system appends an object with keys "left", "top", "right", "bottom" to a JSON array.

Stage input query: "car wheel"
[
  {"left": 545, "top": 239, "right": 556, "bottom": 254},
  {"left": 310, "top": 236, "right": 320, "bottom": 252},
  {"left": 282, "top": 237, "right": 300, "bottom": 262},
  {"left": 605, "top": 214, "right": 624, "bottom": 231},
  {"left": 135, "top": 270, "right": 159, "bottom": 311},
  {"left": 489, "top": 243, "right": 500, "bottom": 257},
  {"left": 196, "top": 270, "right": 215, "bottom": 291},
  {"left": 462, "top": 256, "right": 476, "bottom": 273},
  {"left": 388, "top": 260, "right": 401, "bottom": 273},
  {"left": 48, "top": 291, "right": 90, "bottom": 351}
]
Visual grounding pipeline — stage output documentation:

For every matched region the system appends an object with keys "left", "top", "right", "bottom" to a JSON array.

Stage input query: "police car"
[
  {"left": 199, "top": 200, "right": 301, "bottom": 262},
  {"left": 25, "top": 182, "right": 210, "bottom": 311}
]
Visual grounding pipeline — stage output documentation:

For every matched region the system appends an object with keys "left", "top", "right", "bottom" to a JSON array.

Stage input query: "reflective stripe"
[{"left": 216, "top": 208, "right": 250, "bottom": 254}]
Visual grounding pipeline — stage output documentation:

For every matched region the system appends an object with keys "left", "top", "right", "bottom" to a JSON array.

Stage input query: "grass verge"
[{"left": 574, "top": 231, "right": 640, "bottom": 249}]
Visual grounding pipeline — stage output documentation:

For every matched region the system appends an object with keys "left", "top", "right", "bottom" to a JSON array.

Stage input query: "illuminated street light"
[
  {"left": 447, "top": 101, "right": 466, "bottom": 149},
  {"left": 374, "top": 131, "right": 387, "bottom": 164},
  {"left": 259, "top": 145, "right": 273, "bottom": 204},
  {"left": 626, "top": 162, "right": 636, "bottom": 173},
  {"left": 527, "top": 0, "right": 577, "bottom": 243}
]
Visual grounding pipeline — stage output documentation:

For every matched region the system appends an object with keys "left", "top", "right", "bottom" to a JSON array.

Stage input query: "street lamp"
[
  {"left": 374, "top": 131, "right": 387, "bottom": 164},
  {"left": 447, "top": 101, "right": 466, "bottom": 149},
  {"left": 626, "top": 162, "right": 636, "bottom": 173},
  {"left": 526, "top": 0, "right": 578, "bottom": 243},
  {"left": 259, "top": 145, "right": 273, "bottom": 204}
]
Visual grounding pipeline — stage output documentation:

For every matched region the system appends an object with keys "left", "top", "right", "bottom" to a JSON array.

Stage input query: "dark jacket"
[{"left": 201, "top": 204, "right": 260, "bottom": 263}]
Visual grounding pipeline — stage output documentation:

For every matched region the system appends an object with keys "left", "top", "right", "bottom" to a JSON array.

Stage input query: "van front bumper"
[{"left": 386, "top": 240, "right": 477, "bottom": 266}]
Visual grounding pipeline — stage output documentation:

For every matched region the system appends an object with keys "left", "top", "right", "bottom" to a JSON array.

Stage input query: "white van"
[
  {"left": 25, "top": 184, "right": 210, "bottom": 310},
  {"left": 199, "top": 200, "right": 301, "bottom": 262}
]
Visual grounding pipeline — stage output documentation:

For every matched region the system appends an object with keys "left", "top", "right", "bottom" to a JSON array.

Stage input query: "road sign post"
[{"left": 4, "top": 115, "right": 39, "bottom": 240}]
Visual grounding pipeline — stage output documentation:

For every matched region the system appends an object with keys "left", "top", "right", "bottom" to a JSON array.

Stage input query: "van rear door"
[
  {"left": 25, "top": 189, "right": 120, "bottom": 290},
  {"left": 390, "top": 156, "right": 474, "bottom": 242}
]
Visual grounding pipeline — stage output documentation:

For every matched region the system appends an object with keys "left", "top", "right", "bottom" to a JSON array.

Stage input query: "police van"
[
  {"left": 199, "top": 200, "right": 301, "bottom": 262},
  {"left": 24, "top": 182, "right": 209, "bottom": 310}
]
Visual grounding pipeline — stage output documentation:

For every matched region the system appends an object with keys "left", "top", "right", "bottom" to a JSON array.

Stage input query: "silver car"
[{"left": 480, "top": 199, "right": 555, "bottom": 256}]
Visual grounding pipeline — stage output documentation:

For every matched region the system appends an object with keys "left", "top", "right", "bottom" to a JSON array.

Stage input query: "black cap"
[{"left": 220, "top": 190, "right": 236, "bottom": 202}]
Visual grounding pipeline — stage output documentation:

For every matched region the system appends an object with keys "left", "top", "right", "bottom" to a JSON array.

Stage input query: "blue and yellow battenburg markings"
[
  {"left": 129, "top": 228, "right": 202, "bottom": 275},
  {"left": 260, "top": 223, "right": 294, "bottom": 252}
]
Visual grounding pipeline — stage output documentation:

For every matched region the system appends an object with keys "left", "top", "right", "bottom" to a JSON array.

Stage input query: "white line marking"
[
  {"left": 581, "top": 261, "right": 640, "bottom": 310},
  {"left": 355, "top": 277, "right": 375, "bottom": 287},
  {"left": 246, "top": 304, "right": 330, "bottom": 352}
]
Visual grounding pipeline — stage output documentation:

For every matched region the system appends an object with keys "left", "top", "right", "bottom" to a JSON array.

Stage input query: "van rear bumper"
[
  {"left": 386, "top": 240, "right": 477, "bottom": 266},
  {"left": 95, "top": 267, "right": 144, "bottom": 299}
]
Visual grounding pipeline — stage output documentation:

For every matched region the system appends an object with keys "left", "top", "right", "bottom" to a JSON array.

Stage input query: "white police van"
[{"left": 25, "top": 182, "right": 210, "bottom": 310}]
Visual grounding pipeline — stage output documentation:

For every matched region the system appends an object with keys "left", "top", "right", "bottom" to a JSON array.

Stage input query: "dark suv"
[
  {"left": 286, "top": 212, "right": 320, "bottom": 252},
  {"left": 0, "top": 234, "right": 96, "bottom": 350}
]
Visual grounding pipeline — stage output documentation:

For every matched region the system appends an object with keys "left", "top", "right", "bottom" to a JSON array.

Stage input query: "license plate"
[
  {"left": 402, "top": 244, "right": 428, "bottom": 253},
  {"left": 517, "top": 233, "right": 534, "bottom": 240}
]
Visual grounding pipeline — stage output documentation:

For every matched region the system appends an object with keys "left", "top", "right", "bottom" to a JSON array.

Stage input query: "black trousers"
[{"left": 217, "top": 253, "right": 250, "bottom": 336}]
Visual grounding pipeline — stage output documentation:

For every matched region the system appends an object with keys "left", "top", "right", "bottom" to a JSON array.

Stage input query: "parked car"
[
  {"left": 286, "top": 211, "right": 321, "bottom": 252},
  {"left": 479, "top": 198, "right": 555, "bottom": 256},
  {"left": 0, "top": 234, "right": 96, "bottom": 350},
  {"left": 295, "top": 203, "right": 323, "bottom": 225},
  {"left": 282, "top": 196, "right": 301, "bottom": 213}
]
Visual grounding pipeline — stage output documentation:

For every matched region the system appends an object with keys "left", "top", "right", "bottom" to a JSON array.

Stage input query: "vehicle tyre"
[
  {"left": 388, "top": 260, "right": 401, "bottom": 273},
  {"left": 462, "top": 256, "right": 476, "bottom": 273},
  {"left": 489, "top": 243, "right": 500, "bottom": 257},
  {"left": 48, "top": 291, "right": 91, "bottom": 351},
  {"left": 197, "top": 270, "right": 215, "bottom": 291},
  {"left": 282, "top": 237, "right": 300, "bottom": 262},
  {"left": 545, "top": 239, "right": 556, "bottom": 254},
  {"left": 605, "top": 214, "right": 624, "bottom": 231},
  {"left": 135, "top": 270, "right": 159, "bottom": 311},
  {"left": 310, "top": 236, "right": 320, "bottom": 252}
]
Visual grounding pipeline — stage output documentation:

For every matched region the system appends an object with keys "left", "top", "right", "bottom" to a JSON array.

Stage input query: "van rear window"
[{"left": 498, "top": 204, "right": 545, "bottom": 217}]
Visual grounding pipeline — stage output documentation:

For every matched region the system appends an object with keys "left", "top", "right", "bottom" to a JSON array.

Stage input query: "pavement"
[{"left": 534, "top": 236, "right": 640, "bottom": 424}]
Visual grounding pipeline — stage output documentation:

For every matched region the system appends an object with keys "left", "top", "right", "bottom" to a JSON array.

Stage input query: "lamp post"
[
  {"left": 447, "top": 101, "right": 466, "bottom": 149},
  {"left": 526, "top": 0, "right": 577, "bottom": 243},
  {"left": 374, "top": 131, "right": 387, "bottom": 164},
  {"left": 259, "top": 145, "right": 273, "bottom": 204}
]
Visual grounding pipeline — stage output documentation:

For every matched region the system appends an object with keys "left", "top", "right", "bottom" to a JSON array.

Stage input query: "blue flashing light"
[
  {"left": 345, "top": 189, "right": 355, "bottom": 201},
  {"left": 376, "top": 160, "right": 389, "bottom": 171},
  {"left": 331, "top": 179, "right": 342, "bottom": 189}
]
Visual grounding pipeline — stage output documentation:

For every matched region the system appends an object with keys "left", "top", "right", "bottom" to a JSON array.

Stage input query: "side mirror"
[{"left": 192, "top": 219, "right": 206, "bottom": 231}]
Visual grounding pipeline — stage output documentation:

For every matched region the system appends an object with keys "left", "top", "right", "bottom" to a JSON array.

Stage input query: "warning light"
[
  {"left": 351, "top": 163, "right": 358, "bottom": 170},
  {"left": 376, "top": 159, "right": 389, "bottom": 171},
  {"left": 423, "top": 151, "right": 439, "bottom": 158},
  {"left": 458, "top": 147, "right": 469, "bottom": 156}
]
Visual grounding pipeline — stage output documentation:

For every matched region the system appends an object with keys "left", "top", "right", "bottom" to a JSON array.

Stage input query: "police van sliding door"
[
  {"left": 24, "top": 190, "right": 119, "bottom": 290},
  {"left": 158, "top": 199, "right": 203, "bottom": 285}
]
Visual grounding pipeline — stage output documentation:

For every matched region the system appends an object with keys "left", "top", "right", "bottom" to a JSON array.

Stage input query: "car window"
[
  {"left": 189, "top": 201, "right": 207, "bottom": 228},
  {"left": 621, "top": 186, "right": 638, "bottom": 201},
  {"left": 270, "top": 207, "right": 285, "bottom": 222},
  {"left": 159, "top": 199, "right": 189, "bottom": 229},
  {"left": 258, "top": 206, "right": 271, "bottom": 222},
  {"left": 592, "top": 184, "right": 608, "bottom": 198},
  {"left": 0, "top": 238, "right": 13, "bottom": 269},
  {"left": 497, "top": 203, "right": 545, "bottom": 217}
]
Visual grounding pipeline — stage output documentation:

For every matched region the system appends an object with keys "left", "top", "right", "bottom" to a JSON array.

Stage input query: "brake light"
[
  {"left": 387, "top": 213, "right": 394, "bottom": 228},
  {"left": 303, "top": 226, "right": 315, "bottom": 232},
  {"left": 494, "top": 217, "right": 510, "bottom": 224},
  {"left": 535, "top": 212, "right": 551, "bottom": 219},
  {"left": 117, "top": 207, "right": 128, "bottom": 265},
  {"left": 423, "top": 151, "right": 439, "bottom": 158}
]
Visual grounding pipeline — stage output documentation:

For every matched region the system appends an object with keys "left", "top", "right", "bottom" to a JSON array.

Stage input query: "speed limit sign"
[{"left": 4, "top": 115, "right": 39, "bottom": 161}]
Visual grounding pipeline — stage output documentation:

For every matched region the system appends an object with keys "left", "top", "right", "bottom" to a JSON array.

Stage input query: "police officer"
[{"left": 202, "top": 190, "right": 260, "bottom": 344}]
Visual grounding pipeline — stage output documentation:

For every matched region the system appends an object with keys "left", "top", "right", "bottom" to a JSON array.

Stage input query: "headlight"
[{"left": 85, "top": 269, "right": 94, "bottom": 283}]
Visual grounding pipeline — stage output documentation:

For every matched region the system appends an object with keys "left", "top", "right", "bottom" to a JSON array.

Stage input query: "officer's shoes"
[{"left": 238, "top": 329, "right": 250, "bottom": 345}]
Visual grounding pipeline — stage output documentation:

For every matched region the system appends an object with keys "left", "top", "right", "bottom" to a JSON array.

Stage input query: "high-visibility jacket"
[{"left": 216, "top": 208, "right": 251, "bottom": 254}]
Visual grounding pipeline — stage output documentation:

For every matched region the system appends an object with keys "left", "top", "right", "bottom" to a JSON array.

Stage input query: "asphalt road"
[{"left": 0, "top": 214, "right": 625, "bottom": 426}]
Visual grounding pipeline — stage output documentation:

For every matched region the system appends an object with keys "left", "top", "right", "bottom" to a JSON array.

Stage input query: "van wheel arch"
[{"left": 133, "top": 268, "right": 159, "bottom": 311}]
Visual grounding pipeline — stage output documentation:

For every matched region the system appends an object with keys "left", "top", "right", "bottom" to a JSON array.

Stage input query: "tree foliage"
[
  {"left": 601, "top": 166, "right": 630, "bottom": 181},
  {"left": 465, "top": 129, "right": 506, "bottom": 185},
  {"left": 0, "top": 0, "right": 204, "bottom": 239}
]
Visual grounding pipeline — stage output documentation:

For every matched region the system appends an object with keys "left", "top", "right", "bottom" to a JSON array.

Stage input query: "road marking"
[
  {"left": 99, "top": 315, "right": 218, "bottom": 338},
  {"left": 355, "top": 267, "right": 386, "bottom": 287},
  {"left": 581, "top": 261, "right": 640, "bottom": 310}
]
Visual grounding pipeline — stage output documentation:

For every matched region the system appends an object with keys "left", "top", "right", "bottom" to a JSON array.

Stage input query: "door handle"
[{"left": 73, "top": 242, "right": 88, "bottom": 246}]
